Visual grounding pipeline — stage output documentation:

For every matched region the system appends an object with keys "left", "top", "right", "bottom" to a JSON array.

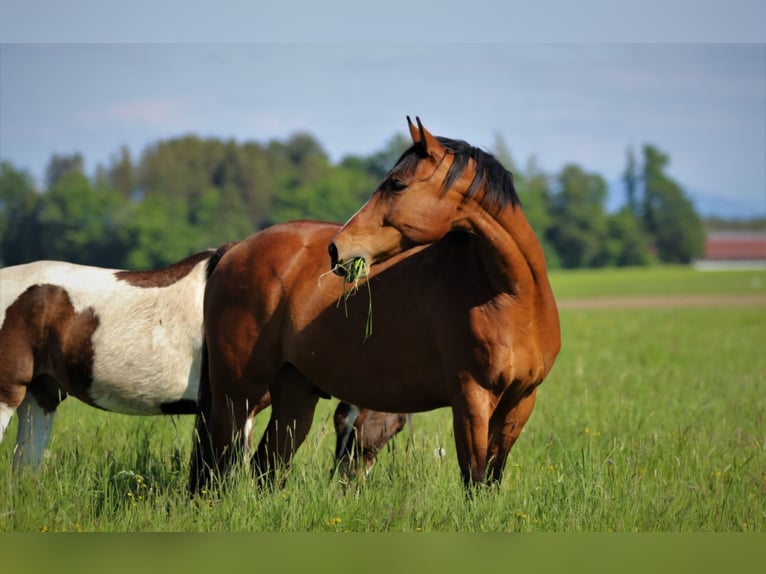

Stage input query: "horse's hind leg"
[
  {"left": 189, "top": 364, "right": 215, "bottom": 494},
  {"left": 252, "top": 364, "right": 320, "bottom": 486},
  {"left": 486, "top": 389, "right": 537, "bottom": 484},
  {"left": 189, "top": 383, "right": 253, "bottom": 494},
  {"left": 0, "top": 343, "right": 34, "bottom": 449}
]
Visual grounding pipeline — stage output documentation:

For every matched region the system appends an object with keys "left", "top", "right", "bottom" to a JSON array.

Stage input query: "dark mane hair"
[{"left": 391, "top": 136, "right": 521, "bottom": 213}]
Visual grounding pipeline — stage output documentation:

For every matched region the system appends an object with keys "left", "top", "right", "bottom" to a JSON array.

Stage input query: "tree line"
[{"left": 0, "top": 131, "right": 707, "bottom": 270}]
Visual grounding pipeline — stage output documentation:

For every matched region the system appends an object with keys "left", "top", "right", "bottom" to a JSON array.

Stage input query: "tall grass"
[{"left": 0, "top": 269, "right": 764, "bottom": 531}]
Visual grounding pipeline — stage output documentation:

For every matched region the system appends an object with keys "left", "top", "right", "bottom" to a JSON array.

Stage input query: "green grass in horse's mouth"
[
  {"left": 343, "top": 257, "right": 368, "bottom": 284},
  {"left": 331, "top": 257, "right": 373, "bottom": 340}
]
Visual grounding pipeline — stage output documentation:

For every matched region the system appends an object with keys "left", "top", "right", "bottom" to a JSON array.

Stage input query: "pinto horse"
[
  {"left": 0, "top": 248, "right": 397, "bottom": 470},
  {"left": 193, "top": 119, "right": 560, "bottom": 491},
  {"left": 0, "top": 247, "right": 233, "bottom": 467}
]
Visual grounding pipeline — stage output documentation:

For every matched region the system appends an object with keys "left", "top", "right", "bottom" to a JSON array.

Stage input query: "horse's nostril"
[{"left": 328, "top": 242, "right": 339, "bottom": 268}]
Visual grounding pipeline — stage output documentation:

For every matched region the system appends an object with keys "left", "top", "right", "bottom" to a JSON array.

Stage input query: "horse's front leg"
[
  {"left": 486, "top": 388, "right": 537, "bottom": 485},
  {"left": 252, "top": 364, "right": 320, "bottom": 487},
  {"left": 12, "top": 392, "right": 57, "bottom": 469},
  {"left": 450, "top": 379, "right": 493, "bottom": 488}
]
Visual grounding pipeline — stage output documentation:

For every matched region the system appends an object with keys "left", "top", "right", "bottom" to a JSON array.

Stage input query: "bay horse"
[
  {"left": 0, "top": 247, "right": 398, "bottom": 470},
  {"left": 193, "top": 118, "right": 560, "bottom": 491}
]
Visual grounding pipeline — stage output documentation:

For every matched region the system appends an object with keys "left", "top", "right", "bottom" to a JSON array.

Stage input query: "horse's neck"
[
  {"left": 461, "top": 203, "right": 550, "bottom": 300},
  {"left": 460, "top": 202, "right": 561, "bottom": 375}
]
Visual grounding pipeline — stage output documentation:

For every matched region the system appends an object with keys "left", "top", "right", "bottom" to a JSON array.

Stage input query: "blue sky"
[{"left": 1, "top": 6, "right": 765, "bottom": 218}]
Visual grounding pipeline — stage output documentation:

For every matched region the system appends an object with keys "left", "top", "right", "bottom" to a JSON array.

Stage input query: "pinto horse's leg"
[
  {"left": 12, "top": 394, "right": 55, "bottom": 468},
  {"left": 11, "top": 374, "right": 65, "bottom": 468},
  {"left": 0, "top": 341, "right": 34, "bottom": 452},
  {"left": 0, "top": 402, "right": 15, "bottom": 444},
  {"left": 252, "top": 364, "right": 320, "bottom": 487},
  {"left": 450, "top": 383, "right": 493, "bottom": 487},
  {"left": 486, "top": 388, "right": 537, "bottom": 484}
]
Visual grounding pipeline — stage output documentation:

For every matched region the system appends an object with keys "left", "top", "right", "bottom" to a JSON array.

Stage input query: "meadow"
[{"left": 0, "top": 266, "right": 764, "bottom": 532}]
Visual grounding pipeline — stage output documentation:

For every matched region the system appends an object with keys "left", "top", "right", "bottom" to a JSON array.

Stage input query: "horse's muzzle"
[{"left": 328, "top": 242, "right": 346, "bottom": 277}]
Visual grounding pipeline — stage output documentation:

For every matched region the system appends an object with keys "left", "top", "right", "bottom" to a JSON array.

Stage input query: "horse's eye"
[{"left": 389, "top": 178, "right": 407, "bottom": 193}]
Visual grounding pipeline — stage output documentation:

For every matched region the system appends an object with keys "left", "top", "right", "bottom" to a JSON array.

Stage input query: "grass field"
[{"left": 1, "top": 266, "right": 764, "bottom": 532}]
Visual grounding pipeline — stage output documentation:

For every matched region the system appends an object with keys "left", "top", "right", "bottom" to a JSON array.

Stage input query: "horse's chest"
[{"left": 468, "top": 307, "right": 541, "bottom": 388}]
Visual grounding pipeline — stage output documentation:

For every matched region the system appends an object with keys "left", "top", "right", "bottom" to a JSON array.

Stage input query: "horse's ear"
[
  {"left": 407, "top": 116, "right": 420, "bottom": 144},
  {"left": 415, "top": 117, "right": 444, "bottom": 160}
]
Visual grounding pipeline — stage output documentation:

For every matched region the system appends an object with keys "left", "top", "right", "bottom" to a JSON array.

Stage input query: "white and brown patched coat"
[{"left": 0, "top": 248, "right": 229, "bottom": 467}]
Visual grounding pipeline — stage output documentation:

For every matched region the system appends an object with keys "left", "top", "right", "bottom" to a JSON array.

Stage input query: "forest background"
[{"left": 1, "top": 131, "right": 762, "bottom": 270}]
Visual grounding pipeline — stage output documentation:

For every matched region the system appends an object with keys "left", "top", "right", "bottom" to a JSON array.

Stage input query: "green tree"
[
  {"left": 640, "top": 145, "right": 705, "bottom": 263},
  {"left": 119, "top": 194, "right": 198, "bottom": 269},
  {"left": 546, "top": 164, "right": 610, "bottom": 268},
  {"left": 193, "top": 186, "right": 257, "bottom": 248},
  {"left": 603, "top": 207, "right": 653, "bottom": 267},
  {"left": 623, "top": 146, "right": 639, "bottom": 216},
  {"left": 108, "top": 146, "right": 136, "bottom": 199},
  {"left": 270, "top": 133, "right": 377, "bottom": 224},
  {"left": 36, "top": 171, "right": 128, "bottom": 266},
  {"left": 45, "top": 153, "right": 84, "bottom": 189},
  {"left": 271, "top": 163, "right": 376, "bottom": 224},
  {"left": 0, "top": 162, "right": 42, "bottom": 265},
  {"left": 513, "top": 156, "right": 560, "bottom": 268}
]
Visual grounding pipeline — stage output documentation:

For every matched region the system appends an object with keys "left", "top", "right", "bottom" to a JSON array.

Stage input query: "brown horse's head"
[{"left": 329, "top": 117, "right": 519, "bottom": 277}]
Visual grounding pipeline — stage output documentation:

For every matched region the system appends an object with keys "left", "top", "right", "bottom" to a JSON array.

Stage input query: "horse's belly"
[
  {"left": 87, "top": 371, "right": 198, "bottom": 415},
  {"left": 81, "top": 297, "right": 205, "bottom": 414},
  {"left": 88, "top": 348, "right": 201, "bottom": 415},
  {"left": 306, "top": 358, "right": 447, "bottom": 413}
]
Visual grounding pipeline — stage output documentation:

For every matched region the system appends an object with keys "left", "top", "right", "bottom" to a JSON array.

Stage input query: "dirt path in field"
[{"left": 557, "top": 293, "right": 766, "bottom": 310}]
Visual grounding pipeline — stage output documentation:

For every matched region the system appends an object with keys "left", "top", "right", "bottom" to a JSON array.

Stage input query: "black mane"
[{"left": 392, "top": 136, "right": 521, "bottom": 213}]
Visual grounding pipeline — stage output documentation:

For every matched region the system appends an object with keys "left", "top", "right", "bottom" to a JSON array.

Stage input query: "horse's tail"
[
  {"left": 205, "top": 241, "right": 237, "bottom": 280},
  {"left": 190, "top": 240, "right": 237, "bottom": 494}
]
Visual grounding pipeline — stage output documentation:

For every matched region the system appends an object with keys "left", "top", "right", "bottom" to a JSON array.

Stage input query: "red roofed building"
[{"left": 697, "top": 231, "right": 766, "bottom": 269}]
